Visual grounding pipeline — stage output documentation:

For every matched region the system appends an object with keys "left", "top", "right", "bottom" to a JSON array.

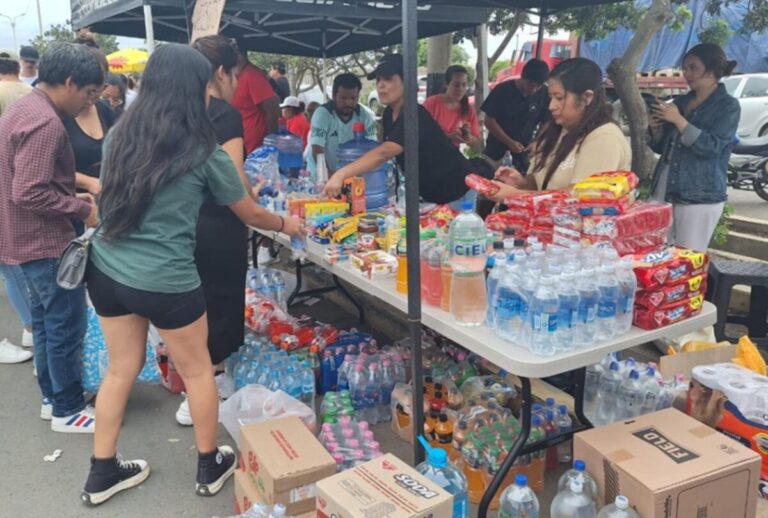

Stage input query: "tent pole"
[
  {"left": 322, "top": 32, "right": 328, "bottom": 102},
  {"left": 402, "top": 0, "right": 424, "bottom": 466},
  {"left": 535, "top": 0, "right": 547, "bottom": 59},
  {"left": 143, "top": 2, "right": 156, "bottom": 54}
]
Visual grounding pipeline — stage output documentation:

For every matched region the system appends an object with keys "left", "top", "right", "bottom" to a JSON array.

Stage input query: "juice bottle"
[
  {"left": 435, "top": 414, "right": 454, "bottom": 453},
  {"left": 396, "top": 230, "right": 408, "bottom": 294},
  {"left": 544, "top": 410, "right": 559, "bottom": 470},
  {"left": 448, "top": 200, "right": 488, "bottom": 326},
  {"left": 451, "top": 420, "right": 469, "bottom": 462},
  {"left": 441, "top": 249, "right": 452, "bottom": 312},
  {"left": 462, "top": 440, "right": 487, "bottom": 504},
  {"left": 484, "top": 445, "right": 503, "bottom": 510},
  {"left": 527, "top": 416, "right": 546, "bottom": 492},
  {"left": 426, "top": 240, "right": 445, "bottom": 307},
  {"left": 424, "top": 410, "right": 437, "bottom": 443}
]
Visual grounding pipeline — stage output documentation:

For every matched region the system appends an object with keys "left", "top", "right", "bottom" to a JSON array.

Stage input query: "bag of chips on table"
[
  {"left": 633, "top": 295, "right": 704, "bottom": 330},
  {"left": 635, "top": 274, "right": 707, "bottom": 309},
  {"left": 632, "top": 247, "right": 709, "bottom": 290},
  {"left": 465, "top": 173, "right": 500, "bottom": 197},
  {"left": 582, "top": 201, "right": 672, "bottom": 238},
  {"left": 572, "top": 171, "right": 638, "bottom": 201}
]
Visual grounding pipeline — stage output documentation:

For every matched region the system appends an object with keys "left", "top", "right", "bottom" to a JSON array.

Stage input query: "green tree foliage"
[
  {"left": 490, "top": 59, "right": 510, "bottom": 81},
  {"left": 698, "top": 19, "right": 734, "bottom": 46},
  {"left": 416, "top": 39, "right": 470, "bottom": 68},
  {"left": 30, "top": 23, "right": 119, "bottom": 55}
]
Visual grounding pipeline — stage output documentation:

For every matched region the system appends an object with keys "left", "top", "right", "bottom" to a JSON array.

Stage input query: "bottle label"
[
  {"left": 533, "top": 312, "right": 557, "bottom": 333},
  {"left": 621, "top": 295, "right": 634, "bottom": 314},
  {"left": 451, "top": 236, "right": 486, "bottom": 258},
  {"left": 495, "top": 291, "right": 520, "bottom": 319},
  {"left": 598, "top": 300, "right": 616, "bottom": 319},
  {"left": 578, "top": 302, "right": 597, "bottom": 324}
]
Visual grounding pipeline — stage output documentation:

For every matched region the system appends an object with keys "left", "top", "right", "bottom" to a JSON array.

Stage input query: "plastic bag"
[
  {"left": 219, "top": 385, "right": 316, "bottom": 448},
  {"left": 81, "top": 306, "right": 162, "bottom": 393}
]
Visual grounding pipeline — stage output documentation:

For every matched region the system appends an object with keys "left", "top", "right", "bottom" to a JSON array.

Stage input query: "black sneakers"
[
  {"left": 195, "top": 445, "right": 236, "bottom": 496},
  {"left": 81, "top": 455, "right": 150, "bottom": 506}
]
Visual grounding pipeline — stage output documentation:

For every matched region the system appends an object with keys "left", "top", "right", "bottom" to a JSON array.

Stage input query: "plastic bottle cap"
[
  {"left": 574, "top": 459, "right": 586, "bottom": 471},
  {"left": 532, "top": 415, "right": 542, "bottom": 426},
  {"left": 558, "top": 404, "right": 568, "bottom": 414},
  {"left": 546, "top": 398, "right": 555, "bottom": 407},
  {"left": 610, "top": 361, "right": 620, "bottom": 371},
  {"left": 615, "top": 495, "right": 629, "bottom": 509},
  {"left": 515, "top": 473, "right": 528, "bottom": 487},
  {"left": 629, "top": 369, "right": 639, "bottom": 380},
  {"left": 493, "top": 241, "right": 504, "bottom": 250},
  {"left": 545, "top": 410, "right": 554, "bottom": 421},
  {"left": 460, "top": 199, "right": 474, "bottom": 211},
  {"left": 352, "top": 122, "right": 365, "bottom": 132},
  {"left": 503, "top": 228, "right": 515, "bottom": 236},
  {"left": 417, "top": 434, "right": 447, "bottom": 468}
]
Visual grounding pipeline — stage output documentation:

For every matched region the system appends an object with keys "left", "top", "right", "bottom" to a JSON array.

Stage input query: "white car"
[
  {"left": 368, "top": 76, "right": 427, "bottom": 113},
  {"left": 722, "top": 74, "right": 768, "bottom": 139}
]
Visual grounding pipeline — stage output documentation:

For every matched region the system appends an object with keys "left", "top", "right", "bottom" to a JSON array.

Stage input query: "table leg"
[
  {"left": 250, "top": 233, "right": 267, "bottom": 268},
  {"left": 573, "top": 366, "right": 594, "bottom": 429},
  {"left": 478, "top": 377, "right": 532, "bottom": 518},
  {"left": 333, "top": 275, "right": 366, "bottom": 325},
  {"left": 287, "top": 259, "right": 303, "bottom": 307}
]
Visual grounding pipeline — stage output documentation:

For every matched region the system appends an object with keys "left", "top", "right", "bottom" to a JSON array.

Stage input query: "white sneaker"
[
  {"left": 51, "top": 406, "right": 96, "bottom": 434},
  {"left": 41, "top": 398, "right": 52, "bottom": 421},
  {"left": 21, "top": 329, "right": 34, "bottom": 348},
  {"left": 0, "top": 338, "right": 33, "bottom": 364},
  {"left": 175, "top": 394, "right": 193, "bottom": 426},
  {"left": 257, "top": 246, "right": 277, "bottom": 265}
]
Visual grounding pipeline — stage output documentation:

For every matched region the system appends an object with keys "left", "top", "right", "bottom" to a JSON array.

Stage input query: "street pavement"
[{"left": 728, "top": 187, "right": 768, "bottom": 221}]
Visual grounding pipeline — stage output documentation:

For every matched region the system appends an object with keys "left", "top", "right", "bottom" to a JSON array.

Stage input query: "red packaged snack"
[
  {"left": 577, "top": 191, "right": 636, "bottom": 216},
  {"left": 633, "top": 295, "right": 704, "bottom": 330},
  {"left": 552, "top": 204, "right": 582, "bottom": 232},
  {"left": 465, "top": 173, "right": 500, "bottom": 197},
  {"left": 635, "top": 274, "right": 707, "bottom": 309},
  {"left": 485, "top": 210, "right": 531, "bottom": 233},
  {"left": 582, "top": 201, "right": 672, "bottom": 238},
  {"left": 504, "top": 189, "right": 571, "bottom": 216},
  {"left": 632, "top": 247, "right": 709, "bottom": 290},
  {"left": 590, "top": 170, "right": 640, "bottom": 189}
]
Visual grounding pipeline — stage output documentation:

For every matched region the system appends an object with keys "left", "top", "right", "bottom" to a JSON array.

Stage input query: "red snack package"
[
  {"left": 577, "top": 191, "right": 636, "bottom": 216},
  {"left": 465, "top": 173, "right": 500, "bottom": 197},
  {"left": 590, "top": 170, "right": 640, "bottom": 190},
  {"left": 552, "top": 204, "right": 582, "bottom": 232},
  {"left": 582, "top": 201, "right": 672, "bottom": 238},
  {"left": 633, "top": 295, "right": 704, "bottom": 330},
  {"left": 485, "top": 210, "right": 531, "bottom": 233},
  {"left": 504, "top": 189, "right": 571, "bottom": 216},
  {"left": 635, "top": 274, "right": 707, "bottom": 309},
  {"left": 632, "top": 247, "right": 709, "bottom": 290}
]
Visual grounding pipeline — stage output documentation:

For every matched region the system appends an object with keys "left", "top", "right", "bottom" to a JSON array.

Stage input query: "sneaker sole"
[
  {"left": 175, "top": 413, "right": 193, "bottom": 426},
  {"left": 195, "top": 459, "right": 236, "bottom": 497},
  {"left": 40, "top": 409, "right": 52, "bottom": 421},
  {"left": 51, "top": 421, "right": 95, "bottom": 434},
  {"left": 81, "top": 465, "right": 151, "bottom": 506}
]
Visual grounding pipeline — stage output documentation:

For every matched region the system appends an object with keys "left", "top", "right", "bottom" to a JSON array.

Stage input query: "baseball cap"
[
  {"left": 0, "top": 49, "right": 20, "bottom": 63},
  {"left": 367, "top": 54, "right": 403, "bottom": 80},
  {"left": 19, "top": 46, "right": 39, "bottom": 63},
  {"left": 279, "top": 96, "right": 302, "bottom": 109}
]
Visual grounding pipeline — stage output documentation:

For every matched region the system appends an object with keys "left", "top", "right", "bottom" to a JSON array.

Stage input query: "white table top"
[{"left": 253, "top": 228, "right": 718, "bottom": 378}]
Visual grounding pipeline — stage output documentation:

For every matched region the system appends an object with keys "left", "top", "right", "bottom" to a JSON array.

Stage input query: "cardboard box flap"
[
  {"left": 578, "top": 409, "right": 760, "bottom": 492},
  {"left": 241, "top": 416, "right": 335, "bottom": 492}
]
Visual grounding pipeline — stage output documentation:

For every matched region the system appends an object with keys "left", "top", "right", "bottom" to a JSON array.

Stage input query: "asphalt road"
[{"left": 728, "top": 187, "right": 768, "bottom": 221}]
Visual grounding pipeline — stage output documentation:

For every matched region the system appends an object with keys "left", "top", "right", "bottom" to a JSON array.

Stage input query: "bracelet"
[{"left": 277, "top": 215, "right": 285, "bottom": 233}]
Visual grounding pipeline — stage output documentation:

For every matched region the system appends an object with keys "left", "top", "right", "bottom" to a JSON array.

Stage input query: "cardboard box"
[
  {"left": 315, "top": 453, "right": 453, "bottom": 518},
  {"left": 240, "top": 416, "right": 336, "bottom": 516},
  {"left": 574, "top": 408, "right": 761, "bottom": 517},
  {"left": 234, "top": 469, "right": 314, "bottom": 517}
]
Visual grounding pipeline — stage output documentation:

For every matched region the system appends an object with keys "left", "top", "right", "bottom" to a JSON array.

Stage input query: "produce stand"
[{"left": 252, "top": 227, "right": 718, "bottom": 517}]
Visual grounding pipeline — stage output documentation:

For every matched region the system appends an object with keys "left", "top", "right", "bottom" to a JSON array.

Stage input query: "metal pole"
[
  {"left": 35, "top": 0, "right": 43, "bottom": 37},
  {"left": 143, "top": 3, "right": 156, "bottom": 54},
  {"left": 322, "top": 32, "right": 328, "bottom": 102},
  {"left": 402, "top": 0, "right": 424, "bottom": 466},
  {"left": 535, "top": 0, "right": 547, "bottom": 59},
  {"left": 0, "top": 13, "right": 25, "bottom": 51}
]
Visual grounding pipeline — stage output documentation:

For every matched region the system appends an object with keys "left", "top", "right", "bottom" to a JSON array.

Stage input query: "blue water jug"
[
  {"left": 263, "top": 117, "right": 304, "bottom": 178},
  {"left": 336, "top": 122, "right": 389, "bottom": 210}
]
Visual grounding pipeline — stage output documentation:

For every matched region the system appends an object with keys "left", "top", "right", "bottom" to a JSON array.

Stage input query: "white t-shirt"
[{"left": 19, "top": 75, "right": 37, "bottom": 86}]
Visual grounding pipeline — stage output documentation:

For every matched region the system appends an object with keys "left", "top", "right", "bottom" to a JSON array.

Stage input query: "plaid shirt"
[{"left": 0, "top": 89, "right": 91, "bottom": 265}]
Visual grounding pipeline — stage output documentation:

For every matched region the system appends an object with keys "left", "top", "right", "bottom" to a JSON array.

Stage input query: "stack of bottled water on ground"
[
  {"left": 246, "top": 268, "right": 288, "bottom": 311},
  {"left": 487, "top": 239, "right": 637, "bottom": 356},
  {"left": 216, "top": 502, "right": 287, "bottom": 518},
  {"left": 227, "top": 334, "right": 316, "bottom": 409},
  {"left": 319, "top": 419, "right": 384, "bottom": 471},
  {"left": 584, "top": 353, "right": 688, "bottom": 426},
  {"left": 336, "top": 350, "right": 406, "bottom": 425}
]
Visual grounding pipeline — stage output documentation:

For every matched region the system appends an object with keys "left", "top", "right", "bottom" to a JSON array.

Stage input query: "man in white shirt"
[{"left": 18, "top": 46, "right": 39, "bottom": 85}]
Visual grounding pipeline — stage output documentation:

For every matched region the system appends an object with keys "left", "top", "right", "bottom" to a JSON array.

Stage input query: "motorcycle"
[{"left": 728, "top": 135, "right": 768, "bottom": 202}]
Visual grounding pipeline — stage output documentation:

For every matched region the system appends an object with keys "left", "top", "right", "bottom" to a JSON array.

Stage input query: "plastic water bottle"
[
  {"left": 315, "top": 152, "right": 329, "bottom": 190},
  {"left": 555, "top": 405, "right": 573, "bottom": 464},
  {"left": 284, "top": 363, "right": 302, "bottom": 400},
  {"left": 558, "top": 460, "right": 599, "bottom": 503},
  {"left": 499, "top": 474, "right": 539, "bottom": 518},
  {"left": 300, "top": 361, "right": 316, "bottom": 408},
  {"left": 486, "top": 243, "right": 507, "bottom": 324},
  {"left": 448, "top": 200, "right": 488, "bottom": 326},
  {"left": 271, "top": 271, "right": 286, "bottom": 310},
  {"left": 268, "top": 503, "right": 286, "bottom": 518},
  {"left": 597, "top": 496, "right": 639, "bottom": 518},
  {"left": 530, "top": 274, "right": 558, "bottom": 356},
  {"left": 337, "top": 122, "right": 389, "bottom": 210},
  {"left": 576, "top": 269, "right": 599, "bottom": 347},
  {"left": 584, "top": 363, "right": 604, "bottom": 419},
  {"left": 615, "top": 258, "right": 637, "bottom": 335},
  {"left": 501, "top": 150, "right": 515, "bottom": 168},
  {"left": 494, "top": 258, "right": 525, "bottom": 341},
  {"left": 380, "top": 360, "right": 395, "bottom": 423},
  {"left": 595, "top": 361, "right": 622, "bottom": 425},
  {"left": 616, "top": 369, "right": 643, "bottom": 420},
  {"left": 364, "top": 362, "right": 382, "bottom": 425},
  {"left": 415, "top": 436, "right": 469, "bottom": 518},
  {"left": 596, "top": 264, "right": 619, "bottom": 342},
  {"left": 349, "top": 364, "right": 367, "bottom": 421},
  {"left": 263, "top": 118, "right": 303, "bottom": 178},
  {"left": 639, "top": 368, "right": 660, "bottom": 415},
  {"left": 488, "top": 241, "right": 507, "bottom": 270},
  {"left": 556, "top": 272, "right": 580, "bottom": 352},
  {"left": 518, "top": 266, "right": 539, "bottom": 345},
  {"left": 396, "top": 172, "right": 406, "bottom": 213},
  {"left": 550, "top": 479, "right": 597, "bottom": 518}
]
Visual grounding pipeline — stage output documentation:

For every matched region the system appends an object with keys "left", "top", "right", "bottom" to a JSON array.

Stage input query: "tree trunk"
[
  {"left": 426, "top": 34, "right": 452, "bottom": 96},
  {"left": 487, "top": 11, "right": 527, "bottom": 70},
  {"left": 606, "top": 0, "right": 672, "bottom": 179}
]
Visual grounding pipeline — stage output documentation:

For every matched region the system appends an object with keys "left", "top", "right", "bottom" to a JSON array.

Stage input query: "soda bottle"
[
  {"left": 425, "top": 409, "right": 438, "bottom": 443},
  {"left": 364, "top": 362, "right": 382, "bottom": 425},
  {"left": 555, "top": 405, "right": 573, "bottom": 464},
  {"left": 576, "top": 268, "right": 599, "bottom": 347},
  {"left": 595, "top": 361, "right": 622, "bottom": 425},
  {"left": 530, "top": 275, "right": 558, "bottom": 356},
  {"left": 451, "top": 420, "right": 469, "bottom": 461},
  {"left": 416, "top": 436, "right": 469, "bottom": 518},
  {"left": 435, "top": 414, "right": 454, "bottom": 453},
  {"left": 499, "top": 474, "right": 540, "bottom": 518},
  {"left": 461, "top": 439, "right": 487, "bottom": 504},
  {"left": 426, "top": 240, "right": 445, "bottom": 307},
  {"left": 596, "top": 264, "right": 619, "bottom": 342},
  {"left": 349, "top": 364, "right": 367, "bottom": 421},
  {"left": 597, "top": 496, "right": 640, "bottom": 518},
  {"left": 558, "top": 459, "right": 599, "bottom": 503},
  {"left": 396, "top": 230, "right": 408, "bottom": 294},
  {"left": 441, "top": 249, "right": 453, "bottom": 311},
  {"left": 551, "top": 480, "right": 597, "bottom": 518},
  {"left": 556, "top": 272, "right": 580, "bottom": 352},
  {"left": 615, "top": 258, "right": 637, "bottom": 335},
  {"left": 526, "top": 416, "right": 546, "bottom": 492},
  {"left": 448, "top": 200, "right": 488, "bottom": 326},
  {"left": 616, "top": 369, "right": 643, "bottom": 420}
]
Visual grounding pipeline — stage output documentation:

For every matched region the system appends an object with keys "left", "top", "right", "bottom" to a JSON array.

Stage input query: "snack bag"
[
  {"left": 572, "top": 171, "right": 638, "bottom": 201},
  {"left": 633, "top": 294, "right": 704, "bottom": 330},
  {"left": 504, "top": 189, "right": 571, "bottom": 216},
  {"left": 632, "top": 247, "right": 708, "bottom": 290},
  {"left": 582, "top": 201, "right": 672, "bottom": 238},
  {"left": 465, "top": 173, "right": 500, "bottom": 197},
  {"left": 635, "top": 274, "right": 706, "bottom": 309},
  {"left": 577, "top": 191, "right": 636, "bottom": 216}
]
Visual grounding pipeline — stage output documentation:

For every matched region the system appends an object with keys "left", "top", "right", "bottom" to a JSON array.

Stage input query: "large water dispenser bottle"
[
  {"left": 336, "top": 122, "right": 389, "bottom": 210},
  {"left": 263, "top": 117, "right": 304, "bottom": 178}
]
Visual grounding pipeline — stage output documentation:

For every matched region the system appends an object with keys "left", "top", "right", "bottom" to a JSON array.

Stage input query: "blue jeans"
[
  {"left": 0, "top": 263, "right": 32, "bottom": 327},
  {"left": 20, "top": 258, "right": 87, "bottom": 417}
]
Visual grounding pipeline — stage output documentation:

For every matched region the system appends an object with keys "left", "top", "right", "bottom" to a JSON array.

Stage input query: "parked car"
[
  {"left": 368, "top": 76, "right": 427, "bottom": 113},
  {"left": 722, "top": 73, "right": 768, "bottom": 139}
]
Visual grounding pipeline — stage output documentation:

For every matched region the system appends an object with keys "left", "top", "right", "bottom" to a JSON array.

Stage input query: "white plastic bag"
[{"left": 219, "top": 385, "right": 316, "bottom": 448}]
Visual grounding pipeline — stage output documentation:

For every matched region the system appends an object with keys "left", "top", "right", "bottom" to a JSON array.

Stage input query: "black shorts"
[{"left": 87, "top": 263, "right": 206, "bottom": 330}]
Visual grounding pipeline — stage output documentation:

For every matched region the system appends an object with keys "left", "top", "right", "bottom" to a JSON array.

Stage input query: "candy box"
[
  {"left": 350, "top": 250, "right": 398, "bottom": 279},
  {"left": 343, "top": 177, "right": 366, "bottom": 215},
  {"left": 632, "top": 247, "right": 708, "bottom": 290},
  {"left": 465, "top": 173, "right": 500, "bottom": 197},
  {"left": 582, "top": 201, "right": 672, "bottom": 238},
  {"left": 633, "top": 295, "right": 704, "bottom": 330},
  {"left": 635, "top": 274, "right": 707, "bottom": 309}
]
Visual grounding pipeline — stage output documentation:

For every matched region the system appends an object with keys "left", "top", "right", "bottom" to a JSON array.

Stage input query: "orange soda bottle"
[
  {"left": 450, "top": 420, "right": 469, "bottom": 462},
  {"left": 440, "top": 249, "right": 452, "bottom": 311},
  {"left": 434, "top": 414, "right": 453, "bottom": 453},
  {"left": 396, "top": 230, "right": 408, "bottom": 294},
  {"left": 462, "top": 439, "right": 487, "bottom": 504},
  {"left": 526, "top": 416, "right": 546, "bottom": 492}
]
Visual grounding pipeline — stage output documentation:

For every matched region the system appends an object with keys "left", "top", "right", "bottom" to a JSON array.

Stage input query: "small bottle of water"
[
  {"left": 556, "top": 272, "right": 580, "bottom": 352},
  {"left": 576, "top": 269, "right": 599, "bottom": 347},
  {"left": 501, "top": 150, "right": 516, "bottom": 168},
  {"left": 494, "top": 258, "right": 525, "bottom": 342},
  {"left": 615, "top": 258, "right": 637, "bottom": 335},
  {"left": 595, "top": 361, "right": 622, "bottom": 425},
  {"left": 616, "top": 369, "right": 643, "bottom": 420},
  {"left": 530, "top": 274, "right": 558, "bottom": 356},
  {"left": 596, "top": 264, "right": 619, "bottom": 342},
  {"left": 499, "top": 474, "right": 539, "bottom": 518}
]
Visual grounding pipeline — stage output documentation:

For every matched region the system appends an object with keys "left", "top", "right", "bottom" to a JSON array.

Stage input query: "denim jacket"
[{"left": 648, "top": 83, "right": 740, "bottom": 204}]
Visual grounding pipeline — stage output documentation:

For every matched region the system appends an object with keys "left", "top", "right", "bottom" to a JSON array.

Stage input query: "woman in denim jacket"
[{"left": 649, "top": 43, "right": 740, "bottom": 252}]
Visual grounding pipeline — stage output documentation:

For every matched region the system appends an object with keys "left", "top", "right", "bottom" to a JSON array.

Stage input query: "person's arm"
[
  {"left": 221, "top": 137, "right": 257, "bottom": 201},
  {"left": 11, "top": 121, "right": 91, "bottom": 220},
  {"left": 229, "top": 196, "right": 302, "bottom": 236},
  {"left": 75, "top": 173, "right": 101, "bottom": 195},
  {"left": 260, "top": 96, "right": 280, "bottom": 135},
  {"left": 484, "top": 115, "right": 524, "bottom": 154},
  {"left": 322, "top": 141, "right": 402, "bottom": 197},
  {"left": 654, "top": 97, "right": 740, "bottom": 159}
]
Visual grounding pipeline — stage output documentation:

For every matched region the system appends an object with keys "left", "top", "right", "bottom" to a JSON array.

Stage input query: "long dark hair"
[
  {"left": 530, "top": 58, "right": 614, "bottom": 189},
  {"left": 99, "top": 44, "right": 215, "bottom": 239},
  {"left": 191, "top": 35, "right": 239, "bottom": 79},
  {"left": 684, "top": 43, "right": 737, "bottom": 79},
  {"left": 444, "top": 65, "right": 470, "bottom": 117}
]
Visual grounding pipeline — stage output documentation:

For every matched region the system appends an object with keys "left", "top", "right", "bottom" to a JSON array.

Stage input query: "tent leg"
[
  {"left": 144, "top": 3, "right": 156, "bottom": 54},
  {"left": 402, "top": 0, "right": 424, "bottom": 466}
]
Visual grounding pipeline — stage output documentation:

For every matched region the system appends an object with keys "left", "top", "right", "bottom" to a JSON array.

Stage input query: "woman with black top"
[{"left": 100, "top": 73, "right": 127, "bottom": 118}]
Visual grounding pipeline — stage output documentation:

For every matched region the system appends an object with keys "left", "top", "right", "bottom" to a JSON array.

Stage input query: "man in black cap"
[
  {"left": 18, "top": 46, "right": 39, "bottom": 85},
  {"left": 481, "top": 58, "right": 550, "bottom": 171},
  {"left": 322, "top": 54, "right": 492, "bottom": 208},
  {"left": 269, "top": 61, "right": 290, "bottom": 102}
]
